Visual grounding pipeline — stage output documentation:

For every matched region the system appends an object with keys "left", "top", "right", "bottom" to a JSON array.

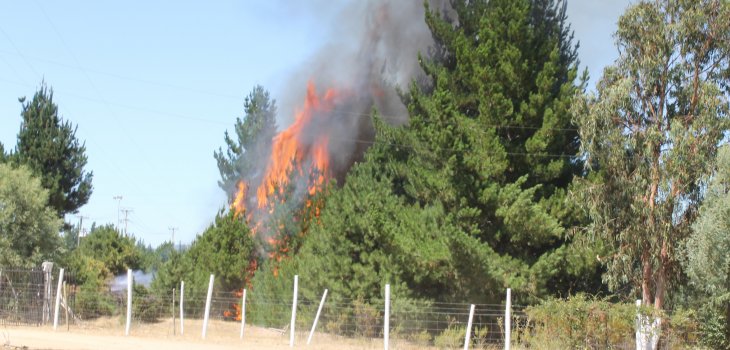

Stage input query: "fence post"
[
  {"left": 180, "top": 281, "right": 185, "bottom": 335},
  {"left": 126, "top": 269, "right": 133, "bottom": 336},
  {"left": 464, "top": 304, "right": 475, "bottom": 350},
  {"left": 53, "top": 268, "right": 64, "bottom": 330},
  {"left": 384, "top": 284, "right": 390, "bottom": 350},
  {"left": 240, "top": 288, "right": 246, "bottom": 340},
  {"left": 504, "top": 288, "right": 511, "bottom": 350},
  {"left": 63, "top": 281, "right": 68, "bottom": 330},
  {"left": 290, "top": 275, "right": 299, "bottom": 347},
  {"left": 202, "top": 274, "right": 214, "bottom": 339},
  {"left": 172, "top": 288, "right": 176, "bottom": 336},
  {"left": 307, "top": 289, "right": 328, "bottom": 345}
]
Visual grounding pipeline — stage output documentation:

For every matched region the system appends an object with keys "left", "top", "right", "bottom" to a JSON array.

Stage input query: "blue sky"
[{"left": 0, "top": 1, "right": 631, "bottom": 247}]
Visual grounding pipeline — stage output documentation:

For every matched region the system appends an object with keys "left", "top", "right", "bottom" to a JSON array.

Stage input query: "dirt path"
[{"left": 0, "top": 318, "right": 418, "bottom": 350}]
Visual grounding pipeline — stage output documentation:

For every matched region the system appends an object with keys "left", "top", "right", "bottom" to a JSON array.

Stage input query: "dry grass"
[{"left": 1, "top": 316, "right": 445, "bottom": 350}]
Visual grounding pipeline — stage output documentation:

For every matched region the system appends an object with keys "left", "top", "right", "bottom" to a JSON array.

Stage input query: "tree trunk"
[{"left": 641, "top": 248, "right": 652, "bottom": 305}]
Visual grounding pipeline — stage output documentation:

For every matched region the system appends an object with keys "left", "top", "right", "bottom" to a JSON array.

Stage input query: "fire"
[
  {"left": 230, "top": 81, "right": 338, "bottom": 264},
  {"left": 232, "top": 81, "right": 337, "bottom": 219},
  {"left": 254, "top": 82, "right": 336, "bottom": 210},
  {"left": 224, "top": 82, "right": 338, "bottom": 321},
  {"left": 232, "top": 181, "right": 247, "bottom": 216}
]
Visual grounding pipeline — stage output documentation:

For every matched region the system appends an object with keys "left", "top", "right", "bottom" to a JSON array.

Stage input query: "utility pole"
[
  {"left": 168, "top": 227, "right": 178, "bottom": 244},
  {"left": 113, "top": 195, "right": 123, "bottom": 229},
  {"left": 75, "top": 214, "right": 89, "bottom": 247},
  {"left": 121, "top": 208, "right": 133, "bottom": 237}
]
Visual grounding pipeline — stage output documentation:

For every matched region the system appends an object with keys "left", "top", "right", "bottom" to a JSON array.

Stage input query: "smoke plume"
[{"left": 232, "top": 0, "right": 451, "bottom": 250}]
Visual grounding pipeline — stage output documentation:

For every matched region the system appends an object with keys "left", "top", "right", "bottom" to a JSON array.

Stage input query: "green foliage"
[
  {"left": 573, "top": 0, "right": 730, "bottom": 311},
  {"left": 0, "top": 142, "right": 6, "bottom": 163},
  {"left": 214, "top": 85, "right": 277, "bottom": 196},
  {"left": 287, "top": 0, "right": 601, "bottom": 305},
  {"left": 11, "top": 82, "right": 93, "bottom": 217},
  {"left": 63, "top": 253, "right": 111, "bottom": 286},
  {"left": 684, "top": 145, "right": 730, "bottom": 346},
  {"left": 524, "top": 295, "right": 636, "bottom": 348},
  {"left": 75, "top": 224, "right": 144, "bottom": 276},
  {"left": 73, "top": 275, "right": 117, "bottom": 319},
  {"left": 434, "top": 325, "right": 466, "bottom": 349},
  {"left": 152, "top": 210, "right": 256, "bottom": 307},
  {"left": 132, "top": 284, "right": 165, "bottom": 323},
  {"left": 246, "top": 258, "right": 298, "bottom": 327},
  {"left": 523, "top": 295, "right": 700, "bottom": 349},
  {"left": 0, "top": 163, "right": 63, "bottom": 267}
]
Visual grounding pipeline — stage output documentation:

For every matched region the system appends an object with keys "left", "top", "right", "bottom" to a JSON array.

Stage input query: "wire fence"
[{"left": 0, "top": 267, "right": 704, "bottom": 349}]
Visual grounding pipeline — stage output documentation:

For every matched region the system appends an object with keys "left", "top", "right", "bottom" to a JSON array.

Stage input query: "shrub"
[{"left": 434, "top": 324, "right": 465, "bottom": 349}]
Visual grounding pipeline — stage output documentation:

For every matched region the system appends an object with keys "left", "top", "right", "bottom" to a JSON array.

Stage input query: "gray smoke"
[
  {"left": 239, "top": 0, "right": 452, "bottom": 244},
  {"left": 110, "top": 270, "right": 154, "bottom": 292},
  {"left": 274, "top": 0, "right": 444, "bottom": 178}
]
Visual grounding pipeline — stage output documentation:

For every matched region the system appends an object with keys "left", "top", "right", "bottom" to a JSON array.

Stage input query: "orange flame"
[
  {"left": 255, "top": 81, "right": 336, "bottom": 210},
  {"left": 232, "top": 181, "right": 248, "bottom": 216},
  {"left": 231, "top": 81, "right": 337, "bottom": 225},
  {"left": 225, "top": 82, "right": 343, "bottom": 321}
]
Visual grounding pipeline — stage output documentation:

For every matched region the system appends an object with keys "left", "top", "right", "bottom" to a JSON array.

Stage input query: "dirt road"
[{"left": 0, "top": 318, "right": 411, "bottom": 350}]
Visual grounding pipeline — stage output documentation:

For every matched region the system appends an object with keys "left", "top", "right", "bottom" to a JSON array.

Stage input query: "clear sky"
[{"left": 0, "top": 0, "right": 631, "bottom": 247}]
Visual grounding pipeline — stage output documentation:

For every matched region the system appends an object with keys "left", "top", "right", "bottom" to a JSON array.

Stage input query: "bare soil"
[{"left": 0, "top": 317, "right": 428, "bottom": 350}]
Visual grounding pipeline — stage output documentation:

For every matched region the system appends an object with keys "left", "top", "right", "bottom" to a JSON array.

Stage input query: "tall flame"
[
  {"left": 233, "top": 81, "right": 337, "bottom": 220},
  {"left": 255, "top": 81, "right": 336, "bottom": 210}
]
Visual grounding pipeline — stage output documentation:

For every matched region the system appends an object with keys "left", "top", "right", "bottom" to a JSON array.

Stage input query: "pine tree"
[
  {"left": 12, "top": 83, "right": 93, "bottom": 217},
  {"left": 214, "top": 85, "right": 277, "bottom": 197},
  {"left": 402, "top": 0, "right": 599, "bottom": 300},
  {"left": 285, "top": 0, "right": 602, "bottom": 305}
]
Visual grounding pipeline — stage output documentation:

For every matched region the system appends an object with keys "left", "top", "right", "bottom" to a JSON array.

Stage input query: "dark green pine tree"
[
  {"left": 286, "top": 0, "right": 603, "bottom": 305},
  {"left": 407, "top": 0, "right": 603, "bottom": 298},
  {"left": 13, "top": 83, "right": 93, "bottom": 217},
  {"left": 214, "top": 85, "right": 277, "bottom": 198}
]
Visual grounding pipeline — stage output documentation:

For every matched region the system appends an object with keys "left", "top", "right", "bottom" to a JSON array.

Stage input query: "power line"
[
  {"left": 0, "top": 24, "right": 42, "bottom": 81},
  {"left": 0, "top": 48, "right": 241, "bottom": 100}
]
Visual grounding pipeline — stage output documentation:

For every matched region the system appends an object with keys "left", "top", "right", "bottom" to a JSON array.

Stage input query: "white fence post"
[
  {"left": 126, "top": 269, "right": 133, "bottom": 336},
  {"left": 504, "top": 288, "right": 511, "bottom": 350},
  {"left": 384, "top": 284, "right": 390, "bottom": 350},
  {"left": 180, "top": 280, "right": 185, "bottom": 335},
  {"left": 307, "top": 289, "right": 328, "bottom": 345},
  {"left": 240, "top": 288, "right": 247, "bottom": 339},
  {"left": 290, "top": 275, "right": 299, "bottom": 347},
  {"left": 53, "top": 268, "right": 64, "bottom": 330},
  {"left": 464, "top": 304, "right": 475, "bottom": 350},
  {"left": 202, "top": 274, "right": 214, "bottom": 339},
  {"left": 636, "top": 299, "right": 643, "bottom": 350}
]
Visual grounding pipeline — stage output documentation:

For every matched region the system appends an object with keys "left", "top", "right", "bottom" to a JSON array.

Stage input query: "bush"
[
  {"left": 521, "top": 295, "right": 701, "bottom": 349},
  {"left": 133, "top": 284, "right": 166, "bottom": 323},
  {"left": 434, "top": 324, "right": 465, "bottom": 349},
  {"left": 73, "top": 278, "right": 116, "bottom": 319},
  {"left": 523, "top": 295, "right": 636, "bottom": 349}
]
